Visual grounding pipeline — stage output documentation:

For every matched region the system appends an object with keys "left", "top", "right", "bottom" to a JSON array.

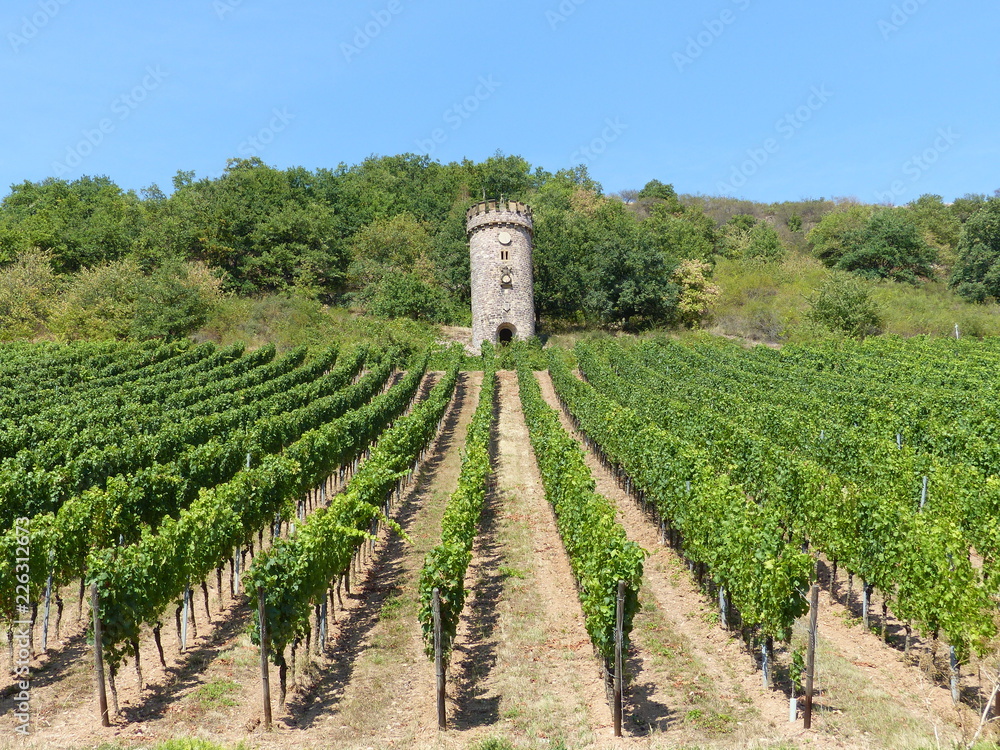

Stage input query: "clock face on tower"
[{"left": 498, "top": 231, "right": 512, "bottom": 245}]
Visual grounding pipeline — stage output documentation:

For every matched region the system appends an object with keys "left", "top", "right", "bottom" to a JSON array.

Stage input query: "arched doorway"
[{"left": 497, "top": 324, "right": 516, "bottom": 345}]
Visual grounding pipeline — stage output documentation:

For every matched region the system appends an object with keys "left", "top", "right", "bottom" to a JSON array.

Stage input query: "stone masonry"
[{"left": 466, "top": 200, "right": 536, "bottom": 353}]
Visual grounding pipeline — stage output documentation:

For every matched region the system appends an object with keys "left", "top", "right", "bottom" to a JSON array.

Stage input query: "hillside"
[{"left": 1, "top": 153, "right": 998, "bottom": 349}]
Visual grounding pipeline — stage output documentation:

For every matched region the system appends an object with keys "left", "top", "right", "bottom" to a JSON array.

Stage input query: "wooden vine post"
[
  {"left": 257, "top": 586, "right": 272, "bottom": 730},
  {"left": 90, "top": 584, "right": 110, "bottom": 727},
  {"left": 433, "top": 587, "right": 446, "bottom": 730},
  {"left": 42, "top": 564, "right": 54, "bottom": 652},
  {"left": 614, "top": 580, "right": 625, "bottom": 738},
  {"left": 804, "top": 584, "right": 819, "bottom": 729},
  {"left": 949, "top": 646, "right": 960, "bottom": 705},
  {"left": 181, "top": 586, "right": 191, "bottom": 651}
]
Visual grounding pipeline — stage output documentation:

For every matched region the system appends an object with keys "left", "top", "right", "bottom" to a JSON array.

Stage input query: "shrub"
[
  {"left": 806, "top": 273, "right": 884, "bottom": 339},
  {"left": 0, "top": 249, "right": 59, "bottom": 340},
  {"left": 49, "top": 258, "right": 223, "bottom": 341},
  {"left": 835, "top": 209, "right": 936, "bottom": 284},
  {"left": 717, "top": 215, "right": 785, "bottom": 261},
  {"left": 672, "top": 259, "right": 720, "bottom": 327}
]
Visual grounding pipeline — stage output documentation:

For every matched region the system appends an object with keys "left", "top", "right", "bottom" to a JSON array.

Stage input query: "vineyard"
[{"left": 1, "top": 337, "right": 999, "bottom": 750}]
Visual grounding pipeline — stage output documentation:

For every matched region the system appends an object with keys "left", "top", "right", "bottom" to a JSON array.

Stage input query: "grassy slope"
[
  {"left": 195, "top": 293, "right": 442, "bottom": 354},
  {"left": 190, "top": 250, "right": 1000, "bottom": 355},
  {"left": 707, "top": 252, "right": 1000, "bottom": 344}
]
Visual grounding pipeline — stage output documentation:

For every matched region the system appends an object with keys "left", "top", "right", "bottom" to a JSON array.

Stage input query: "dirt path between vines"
[
  {"left": 447, "top": 370, "right": 611, "bottom": 747},
  {"left": 535, "top": 369, "right": 985, "bottom": 750},
  {"left": 271, "top": 371, "right": 483, "bottom": 748}
]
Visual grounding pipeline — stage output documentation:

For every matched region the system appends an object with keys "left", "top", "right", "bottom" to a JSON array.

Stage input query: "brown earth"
[{"left": 1, "top": 369, "right": 996, "bottom": 750}]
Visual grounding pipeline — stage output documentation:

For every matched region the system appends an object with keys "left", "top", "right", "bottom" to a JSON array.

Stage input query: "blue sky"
[{"left": 3, "top": 0, "right": 998, "bottom": 204}]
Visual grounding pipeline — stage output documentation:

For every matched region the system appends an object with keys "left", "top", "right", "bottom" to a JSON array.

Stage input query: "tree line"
[{"left": 0, "top": 151, "right": 997, "bottom": 341}]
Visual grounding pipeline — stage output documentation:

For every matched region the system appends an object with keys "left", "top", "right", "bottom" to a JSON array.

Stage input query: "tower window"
[{"left": 500, "top": 250, "right": 509, "bottom": 261}]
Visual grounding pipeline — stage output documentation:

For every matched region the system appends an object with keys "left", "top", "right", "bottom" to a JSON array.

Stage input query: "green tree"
[
  {"left": 807, "top": 204, "right": 876, "bottom": 265},
  {"left": 949, "top": 197, "right": 1000, "bottom": 302},
  {"left": 643, "top": 203, "right": 716, "bottom": 261},
  {"left": 949, "top": 193, "right": 988, "bottom": 223},
  {"left": 158, "top": 159, "right": 346, "bottom": 297},
  {"left": 836, "top": 209, "right": 936, "bottom": 283},
  {"left": 584, "top": 201, "right": 679, "bottom": 328},
  {"left": 328, "top": 153, "right": 460, "bottom": 235},
  {"left": 907, "top": 194, "right": 961, "bottom": 267},
  {"left": 465, "top": 150, "right": 533, "bottom": 201},
  {"left": 0, "top": 176, "right": 143, "bottom": 272},
  {"left": 348, "top": 213, "right": 435, "bottom": 287},
  {"left": 637, "top": 179, "right": 683, "bottom": 212},
  {"left": 429, "top": 200, "right": 474, "bottom": 307},
  {"left": 346, "top": 213, "right": 456, "bottom": 321},
  {"left": 532, "top": 206, "right": 592, "bottom": 321}
]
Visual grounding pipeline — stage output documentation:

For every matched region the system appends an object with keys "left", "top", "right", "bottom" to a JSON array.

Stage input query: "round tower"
[{"left": 466, "top": 199, "right": 536, "bottom": 353}]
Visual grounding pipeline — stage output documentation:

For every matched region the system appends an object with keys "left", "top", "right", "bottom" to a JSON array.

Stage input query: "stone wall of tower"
[{"left": 466, "top": 200, "right": 536, "bottom": 353}]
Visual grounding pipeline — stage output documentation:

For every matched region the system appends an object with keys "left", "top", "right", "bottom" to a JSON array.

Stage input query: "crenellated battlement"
[{"left": 466, "top": 199, "right": 534, "bottom": 235}]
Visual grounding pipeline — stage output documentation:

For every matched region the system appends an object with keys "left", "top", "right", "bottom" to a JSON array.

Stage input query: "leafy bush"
[
  {"left": 717, "top": 215, "right": 785, "bottom": 261},
  {"left": 806, "top": 273, "right": 884, "bottom": 339},
  {"left": 132, "top": 260, "right": 224, "bottom": 339},
  {"left": 672, "top": 259, "right": 720, "bottom": 327},
  {"left": 368, "top": 271, "right": 450, "bottom": 323},
  {"left": 0, "top": 249, "right": 59, "bottom": 340},
  {"left": 48, "top": 259, "right": 223, "bottom": 341}
]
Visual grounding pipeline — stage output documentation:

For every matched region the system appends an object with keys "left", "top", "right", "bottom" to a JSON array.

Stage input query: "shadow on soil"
[
  {"left": 625, "top": 648, "right": 678, "bottom": 735},
  {"left": 450, "top": 486, "right": 504, "bottom": 729},
  {"left": 0, "top": 622, "right": 90, "bottom": 713},
  {"left": 119, "top": 601, "right": 253, "bottom": 723},
  {"left": 451, "top": 377, "right": 504, "bottom": 729},
  {"left": 282, "top": 373, "right": 467, "bottom": 730}
]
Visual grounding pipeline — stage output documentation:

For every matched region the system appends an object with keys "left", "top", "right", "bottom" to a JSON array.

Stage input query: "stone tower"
[{"left": 466, "top": 199, "right": 536, "bottom": 353}]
